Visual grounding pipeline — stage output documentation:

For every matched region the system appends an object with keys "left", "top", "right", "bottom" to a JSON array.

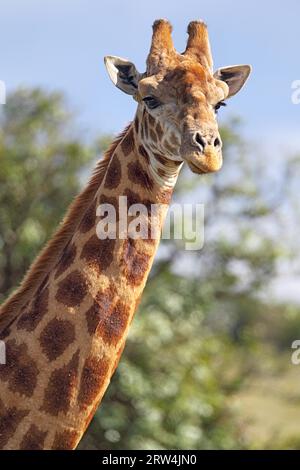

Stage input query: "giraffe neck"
[
  {"left": 0, "top": 121, "right": 182, "bottom": 449},
  {"left": 135, "top": 106, "right": 183, "bottom": 189}
]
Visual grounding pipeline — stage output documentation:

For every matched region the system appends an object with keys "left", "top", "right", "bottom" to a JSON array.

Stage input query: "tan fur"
[
  {"left": 147, "top": 19, "right": 176, "bottom": 74},
  {"left": 184, "top": 21, "right": 213, "bottom": 70}
]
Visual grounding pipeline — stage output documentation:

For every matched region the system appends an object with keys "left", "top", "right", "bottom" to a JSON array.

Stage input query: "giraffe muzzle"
[
  {"left": 193, "top": 132, "right": 222, "bottom": 153},
  {"left": 186, "top": 147, "right": 223, "bottom": 174},
  {"left": 181, "top": 132, "right": 223, "bottom": 174}
]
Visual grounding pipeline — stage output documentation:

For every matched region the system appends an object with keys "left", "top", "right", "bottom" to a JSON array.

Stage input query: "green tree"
[{"left": 0, "top": 88, "right": 93, "bottom": 301}]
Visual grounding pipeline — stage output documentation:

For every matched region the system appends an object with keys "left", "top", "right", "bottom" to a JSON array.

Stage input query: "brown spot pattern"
[
  {"left": 156, "top": 122, "right": 164, "bottom": 140},
  {"left": 79, "top": 198, "right": 97, "bottom": 233},
  {"left": 42, "top": 349, "right": 79, "bottom": 416},
  {"left": 170, "top": 132, "right": 179, "bottom": 147},
  {"left": 54, "top": 243, "right": 77, "bottom": 279},
  {"left": 142, "top": 118, "right": 149, "bottom": 139},
  {"left": 124, "top": 188, "right": 143, "bottom": 208},
  {"left": 0, "top": 400, "right": 29, "bottom": 449},
  {"left": 138, "top": 145, "right": 150, "bottom": 163},
  {"left": 17, "top": 287, "right": 49, "bottom": 332},
  {"left": 85, "top": 285, "right": 115, "bottom": 336},
  {"left": 78, "top": 355, "right": 110, "bottom": 409},
  {"left": 52, "top": 429, "right": 79, "bottom": 450},
  {"left": 99, "top": 300, "right": 129, "bottom": 346},
  {"left": 39, "top": 318, "right": 75, "bottom": 361},
  {"left": 122, "top": 238, "right": 150, "bottom": 286},
  {"left": 158, "top": 168, "right": 167, "bottom": 178},
  {"left": 154, "top": 153, "right": 169, "bottom": 166},
  {"left": 85, "top": 286, "right": 129, "bottom": 346},
  {"left": 0, "top": 326, "right": 11, "bottom": 340},
  {"left": 19, "top": 424, "right": 47, "bottom": 450},
  {"left": 0, "top": 340, "right": 38, "bottom": 397},
  {"left": 150, "top": 128, "right": 157, "bottom": 143},
  {"left": 134, "top": 117, "right": 139, "bottom": 134},
  {"left": 124, "top": 188, "right": 152, "bottom": 212},
  {"left": 104, "top": 155, "right": 122, "bottom": 189},
  {"left": 80, "top": 235, "right": 115, "bottom": 273},
  {"left": 164, "top": 139, "right": 177, "bottom": 154},
  {"left": 148, "top": 113, "right": 155, "bottom": 127},
  {"left": 127, "top": 161, "right": 154, "bottom": 190},
  {"left": 121, "top": 127, "right": 135, "bottom": 156},
  {"left": 124, "top": 189, "right": 155, "bottom": 244},
  {"left": 55, "top": 270, "right": 88, "bottom": 307},
  {"left": 98, "top": 194, "right": 119, "bottom": 222}
]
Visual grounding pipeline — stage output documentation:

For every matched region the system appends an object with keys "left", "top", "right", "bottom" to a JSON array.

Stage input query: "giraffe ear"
[
  {"left": 214, "top": 65, "right": 251, "bottom": 98},
  {"left": 104, "top": 56, "right": 142, "bottom": 96}
]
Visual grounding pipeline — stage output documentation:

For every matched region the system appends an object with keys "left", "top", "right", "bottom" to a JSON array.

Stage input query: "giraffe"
[{"left": 0, "top": 19, "right": 251, "bottom": 449}]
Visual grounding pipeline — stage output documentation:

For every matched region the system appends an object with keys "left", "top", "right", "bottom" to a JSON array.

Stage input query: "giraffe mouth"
[
  {"left": 187, "top": 161, "right": 209, "bottom": 174},
  {"left": 185, "top": 147, "right": 223, "bottom": 174}
]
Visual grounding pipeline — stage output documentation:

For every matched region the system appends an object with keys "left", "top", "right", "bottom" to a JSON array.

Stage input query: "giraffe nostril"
[
  {"left": 194, "top": 133, "right": 206, "bottom": 152},
  {"left": 214, "top": 137, "right": 221, "bottom": 148}
]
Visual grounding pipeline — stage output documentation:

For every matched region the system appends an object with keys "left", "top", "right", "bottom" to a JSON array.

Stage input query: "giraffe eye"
[
  {"left": 142, "top": 96, "right": 161, "bottom": 110},
  {"left": 214, "top": 101, "right": 227, "bottom": 113}
]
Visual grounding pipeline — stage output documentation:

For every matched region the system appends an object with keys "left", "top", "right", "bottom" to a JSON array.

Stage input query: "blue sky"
[{"left": 0, "top": 0, "right": 299, "bottom": 153}]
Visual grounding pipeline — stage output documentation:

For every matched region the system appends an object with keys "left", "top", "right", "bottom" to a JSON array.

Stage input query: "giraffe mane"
[{"left": 0, "top": 123, "right": 132, "bottom": 332}]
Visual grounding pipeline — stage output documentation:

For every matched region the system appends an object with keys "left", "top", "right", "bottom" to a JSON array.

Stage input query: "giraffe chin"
[{"left": 185, "top": 147, "right": 223, "bottom": 174}]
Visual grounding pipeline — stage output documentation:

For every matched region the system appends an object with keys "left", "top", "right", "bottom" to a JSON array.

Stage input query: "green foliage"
[{"left": 0, "top": 88, "right": 92, "bottom": 301}]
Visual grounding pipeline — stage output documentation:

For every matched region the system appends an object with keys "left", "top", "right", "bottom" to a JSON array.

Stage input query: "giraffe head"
[{"left": 104, "top": 19, "right": 251, "bottom": 174}]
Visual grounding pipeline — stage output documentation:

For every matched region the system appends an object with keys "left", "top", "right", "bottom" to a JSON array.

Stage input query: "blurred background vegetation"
[{"left": 1, "top": 88, "right": 300, "bottom": 450}]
